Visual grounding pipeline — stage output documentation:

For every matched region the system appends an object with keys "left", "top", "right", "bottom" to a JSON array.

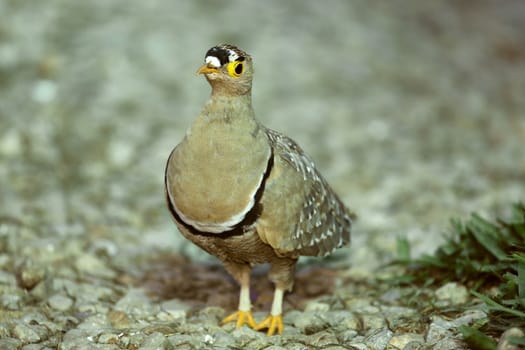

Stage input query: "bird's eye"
[{"left": 227, "top": 61, "right": 244, "bottom": 78}]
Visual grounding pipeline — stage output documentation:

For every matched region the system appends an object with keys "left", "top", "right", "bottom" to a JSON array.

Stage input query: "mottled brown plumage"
[{"left": 164, "top": 44, "right": 353, "bottom": 335}]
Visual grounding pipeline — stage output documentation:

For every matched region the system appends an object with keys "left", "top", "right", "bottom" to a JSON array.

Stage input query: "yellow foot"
[
  {"left": 255, "top": 314, "right": 284, "bottom": 336},
  {"left": 221, "top": 310, "right": 256, "bottom": 329}
]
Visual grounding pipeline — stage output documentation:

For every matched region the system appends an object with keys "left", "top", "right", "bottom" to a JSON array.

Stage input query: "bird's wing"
[{"left": 258, "top": 129, "right": 353, "bottom": 257}]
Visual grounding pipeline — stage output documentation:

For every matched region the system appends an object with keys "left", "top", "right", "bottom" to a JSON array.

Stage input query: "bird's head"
[{"left": 197, "top": 44, "right": 253, "bottom": 96}]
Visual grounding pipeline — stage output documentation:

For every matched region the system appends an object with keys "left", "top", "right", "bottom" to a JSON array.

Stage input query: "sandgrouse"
[{"left": 165, "top": 44, "right": 353, "bottom": 335}]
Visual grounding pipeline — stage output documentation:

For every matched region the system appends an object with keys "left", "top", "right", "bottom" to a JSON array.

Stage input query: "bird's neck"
[
  {"left": 201, "top": 94, "right": 255, "bottom": 122},
  {"left": 188, "top": 93, "right": 261, "bottom": 141}
]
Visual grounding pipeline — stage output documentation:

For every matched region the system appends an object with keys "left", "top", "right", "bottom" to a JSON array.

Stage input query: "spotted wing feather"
[{"left": 264, "top": 129, "right": 353, "bottom": 257}]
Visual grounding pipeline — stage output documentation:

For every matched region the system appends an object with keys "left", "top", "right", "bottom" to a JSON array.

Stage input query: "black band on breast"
[{"left": 165, "top": 149, "right": 274, "bottom": 239}]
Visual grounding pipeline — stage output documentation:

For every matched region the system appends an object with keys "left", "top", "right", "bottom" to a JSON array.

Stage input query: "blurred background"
[{"left": 1, "top": 0, "right": 524, "bottom": 270}]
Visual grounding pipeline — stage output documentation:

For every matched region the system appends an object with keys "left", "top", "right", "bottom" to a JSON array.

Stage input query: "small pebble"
[
  {"left": 365, "top": 327, "right": 393, "bottom": 350},
  {"left": 106, "top": 310, "right": 132, "bottom": 330},
  {"left": 48, "top": 294, "right": 73, "bottom": 311},
  {"left": 19, "top": 262, "right": 45, "bottom": 290},
  {"left": 304, "top": 300, "right": 330, "bottom": 312},
  {"left": 98, "top": 332, "right": 120, "bottom": 344},
  {"left": 158, "top": 299, "right": 189, "bottom": 320},
  {"left": 311, "top": 330, "right": 340, "bottom": 347},
  {"left": 0, "top": 338, "right": 22, "bottom": 350},
  {"left": 0, "top": 270, "right": 16, "bottom": 285},
  {"left": 497, "top": 327, "right": 525, "bottom": 350},
  {"left": 13, "top": 323, "right": 41, "bottom": 343},
  {"left": 139, "top": 332, "right": 168, "bottom": 349},
  {"left": 435, "top": 282, "right": 468, "bottom": 305},
  {"left": 361, "top": 313, "right": 386, "bottom": 330},
  {"left": 388, "top": 333, "right": 425, "bottom": 349},
  {"left": 294, "top": 311, "right": 329, "bottom": 334},
  {"left": 114, "top": 288, "right": 159, "bottom": 318},
  {"left": 74, "top": 254, "right": 116, "bottom": 279},
  {"left": 0, "top": 322, "right": 10, "bottom": 338}
]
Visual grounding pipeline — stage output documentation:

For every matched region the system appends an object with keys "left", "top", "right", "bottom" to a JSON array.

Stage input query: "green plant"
[{"left": 395, "top": 203, "right": 525, "bottom": 348}]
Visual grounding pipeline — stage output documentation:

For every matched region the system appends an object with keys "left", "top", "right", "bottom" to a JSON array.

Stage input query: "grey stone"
[
  {"left": 114, "top": 288, "right": 159, "bottom": 318},
  {"left": 74, "top": 254, "right": 116, "bottom": 279},
  {"left": 0, "top": 338, "right": 22, "bottom": 350},
  {"left": 60, "top": 329, "right": 99, "bottom": 350},
  {"left": 0, "top": 254, "right": 9, "bottom": 268},
  {"left": 13, "top": 322, "right": 41, "bottom": 343},
  {"left": 0, "top": 270, "right": 16, "bottom": 285},
  {"left": 364, "top": 327, "right": 393, "bottom": 350},
  {"left": 53, "top": 279, "right": 114, "bottom": 304},
  {"left": 361, "top": 313, "right": 386, "bottom": 330},
  {"left": 167, "top": 334, "right": 198, "bottom": 348},
  {"left": 158, "top": 299, "right": 190, "bottom": 321},
  {"left": 339, "top": 329, "right": 359, "bottom": 343},
  {"left": 426, "top": 311, "right": 483, "bottom": 349},
  {"left": 304, "top": 300, "right": 331, "bottom": 312},
  {"left": 22, "top": 345, "right": 44, "bottom": 350},
  {"left": 208, "top": 331, "right": 235, "bottom": 348},
  {"left": 348, "top": 342, "right": 368, "bottom": 350},
  {"left": 48, "top": 294, "right": 74, "bottom": 311},
  {"left": 51, "top": 315, "right": 79, "bottom": 333},
  {"left": 19, "top": 262, "right": 46, "bottom": 290},
  {"left": 117, "top": 335, "right": 130, "bottom": 348},
  {"left": 30, "top": 280, "right": 51, "bottom": 301},
  {"left": 426, "top": 309, "right": 487, "bottom": 343},
  {"left": 435, "top": 282, "right": 468, "bottom": 305},
  {"left": 310, "top": 330, "right": 340, "bottom": 348},
  {"left": 231, "top": 324, "right": 264, "bottom": 339},
  {"left": 388, "top": 333, "right": 425, "bottom": 349},
  {"left": 430, "top": 338, "right": 467, "bottom": 350},
  {"left": 77, "top": 314, "right": 111, "bottom": 331},
  {"left": 497, "top": 327, "right": 525, "bottom": 350},
  {"left": 97, "top": 333, "right": 120, "bottom": 344},
  {"left": 76, "top": 302, "right": 110, "bottom": 315},
  {"left": 20, "top": 312, "right": 49, "bottom": 325},
  {"left": 1, "top": 288, "right": 22, "bottom": 310},
  {"left": 139, "top": 332, "right": 169, "bottom": 350},
  {"left": 107, "top": 310, "right": 133, "bottom": 329},
  {"left": 293, "top": 311, "right": 329, "bottom": 334},
  {"left": 0, "top": 322, "right": 10, "bottom": 338}
]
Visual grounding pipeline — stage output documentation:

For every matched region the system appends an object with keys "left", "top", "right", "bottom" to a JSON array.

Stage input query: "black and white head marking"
[{"left": 204, "top": 45, "right": 247, "bottom": 68}]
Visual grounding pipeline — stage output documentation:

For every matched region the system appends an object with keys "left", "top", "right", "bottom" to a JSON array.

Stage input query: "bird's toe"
[
  {"left": 255, "top": 314, "right": 283, "bottom": 336},
  {"left": 221, "top": 310, "right": 257, "bottom": 329}
]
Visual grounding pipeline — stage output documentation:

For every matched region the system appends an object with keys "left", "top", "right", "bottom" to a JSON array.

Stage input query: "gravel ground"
[{"left": 1, "top": 0, "right": 524, "bottom": 349}]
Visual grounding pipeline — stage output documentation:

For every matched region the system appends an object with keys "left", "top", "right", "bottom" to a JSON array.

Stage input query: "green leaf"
[
  {"left": 416, "top": 254, "right": 448, "bottom": 268},
  {"left": 518, "top": 262, "right": 525, "bottom": 299},
  {"left": 468, "top": 215, "right": 508, "bottom": 261},
  {"left": 396, "top": 236, "right": 411, "bottom": 262},
  {"left": 458, "top": 325, "right": 497, "bottom": 350},
  {"left": 513, "top": 253, "right": 525, "bottom": 265},
  {"left": 472, "top": 291, "right": 525, "bottom": 318},
  {"left": 515, "top": 224, "right": 525, "bottom": 240}
]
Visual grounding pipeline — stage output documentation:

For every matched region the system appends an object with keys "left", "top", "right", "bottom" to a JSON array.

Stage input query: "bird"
[{"left": 164, "top": 44, "right": 353, "bottom": 336}]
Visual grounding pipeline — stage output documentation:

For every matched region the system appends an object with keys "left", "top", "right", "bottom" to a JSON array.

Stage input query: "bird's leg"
[
  {"left": 255, "top": 287, "right": 285, "bottom": 335},
  {"left": 221, "top": 263, "right": 256, "bottom": 329},
  {"left": 256, "top": 258, "right": 296, "bottom": 335}
]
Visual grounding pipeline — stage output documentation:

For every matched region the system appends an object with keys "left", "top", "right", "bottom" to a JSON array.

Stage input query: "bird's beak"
[{"left": 196, "top": 64, "right": 219, "bottom": 75}]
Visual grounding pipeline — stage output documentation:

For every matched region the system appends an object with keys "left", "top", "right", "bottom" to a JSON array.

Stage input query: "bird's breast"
[{"left": 165, "top": 119, "right": 271, "bottom": 233}]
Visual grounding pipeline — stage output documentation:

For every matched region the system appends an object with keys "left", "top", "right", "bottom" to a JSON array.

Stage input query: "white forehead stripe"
[
  {"left": 227, "top": 49, "right": 239, "bottom": 62},
  {"left": 205, "top": 56, "right": 221, "bottom": 68}
]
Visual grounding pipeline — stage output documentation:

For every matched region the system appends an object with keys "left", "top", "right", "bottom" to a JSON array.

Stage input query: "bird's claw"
[
  {"left": 255, "top": 314, "right": 283, "bottom": 336},
  {"left": 221, "top": 310, "right": 257, "bottom": 329}
]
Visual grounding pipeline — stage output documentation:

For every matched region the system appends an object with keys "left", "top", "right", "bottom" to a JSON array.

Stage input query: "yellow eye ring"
[{"left": 227, "top": 61, "right": 244, "bottom": 78}]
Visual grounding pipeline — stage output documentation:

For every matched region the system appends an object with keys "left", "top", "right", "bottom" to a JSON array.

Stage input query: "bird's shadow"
[{"left": 135, "top": 253, "right": 337, "bottom": 313}]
